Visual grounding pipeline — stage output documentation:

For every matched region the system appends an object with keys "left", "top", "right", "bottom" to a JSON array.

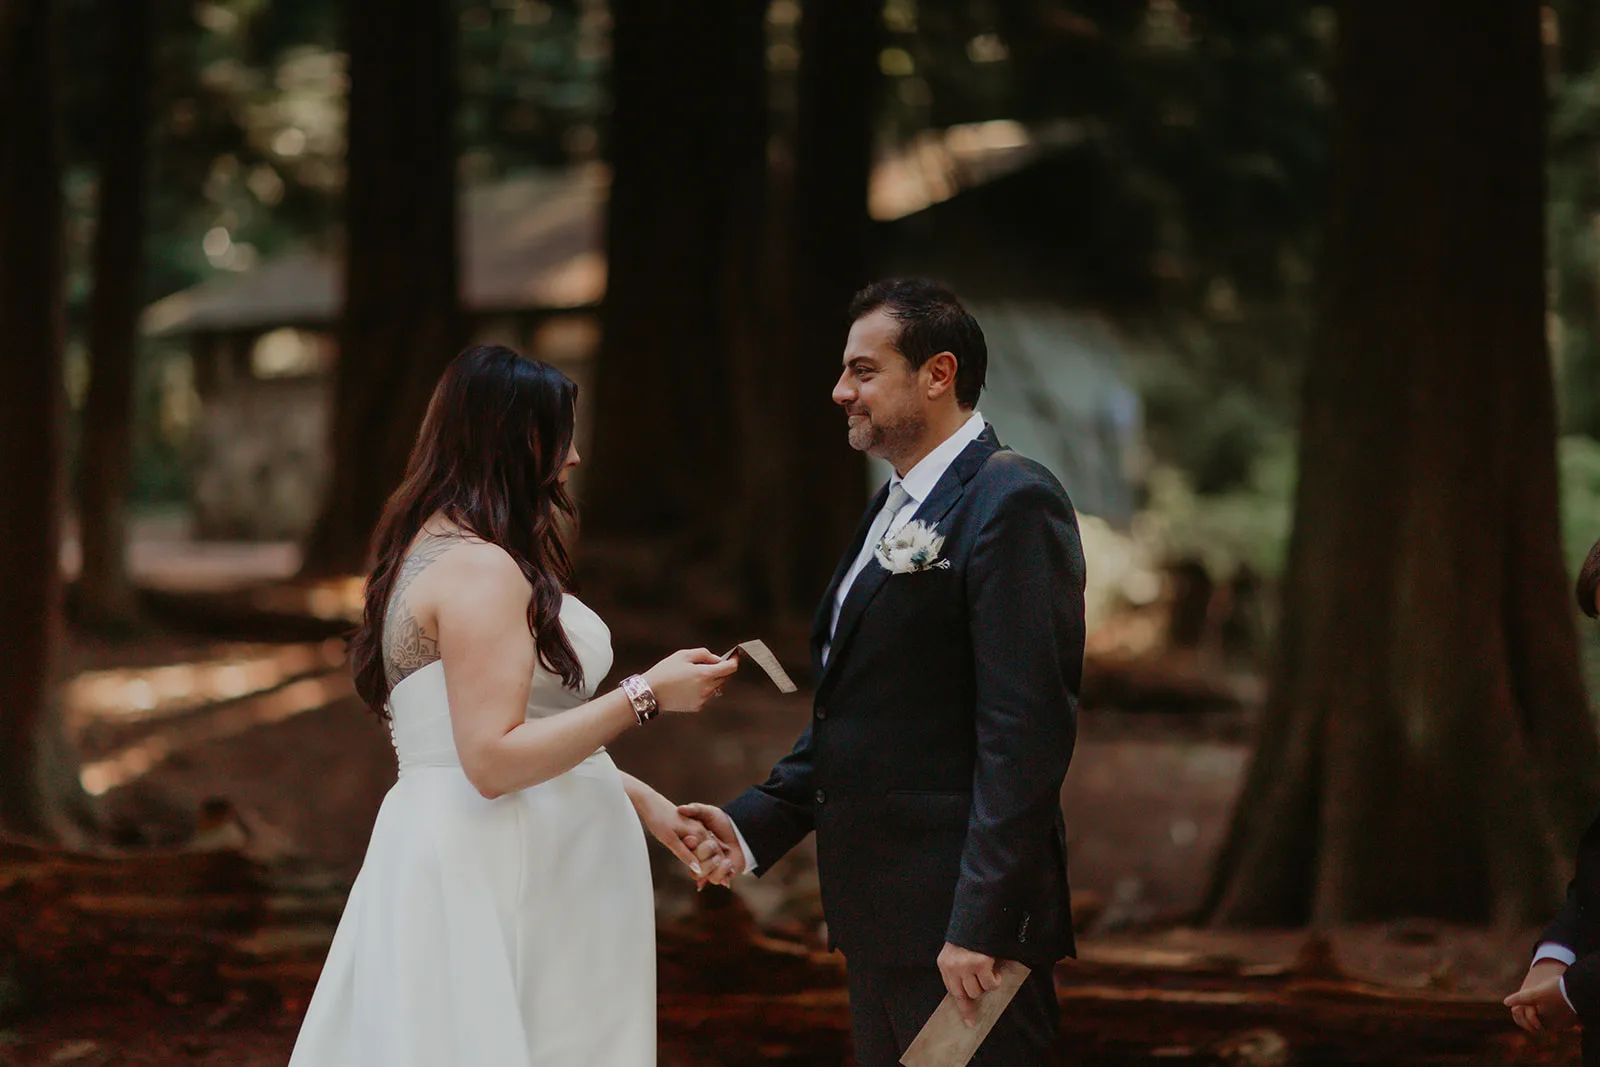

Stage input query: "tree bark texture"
[
  {"left": 1206, "top": 0, "right": 1600, "bottom": 926},
  {"left": 781, "top": 0, "right": 880, "bottom": 600},
  {"left": 583, "top": 0, "right": 766, "bottom": 549},
  {"left": 75, "top": 0, "right": 152, "bottom": 629},
  {"left": 0, "top": 0, "right": 93, "bottom": 842},
  {"left": 299, "top": 0, "right": 461, "bottom": 577}
]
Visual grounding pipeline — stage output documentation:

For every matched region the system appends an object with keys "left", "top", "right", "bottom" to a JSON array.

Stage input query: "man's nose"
[{"left": 832, "top": 372, "right": 854, "bottom": 406}]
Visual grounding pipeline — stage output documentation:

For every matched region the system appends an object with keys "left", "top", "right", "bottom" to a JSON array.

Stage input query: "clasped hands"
[
  {"left": 634, "top": 796, "right": 745, "bottom": 888},
  {"left": 1505, "top": 959, "right": 1578, "bottom": 1033}
]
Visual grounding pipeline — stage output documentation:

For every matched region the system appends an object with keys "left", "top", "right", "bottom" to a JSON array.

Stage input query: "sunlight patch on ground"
[
  {"left": 248, "top": 576, "right": 366, "bottom": 622},
  {"left": 64, "top": 640, "right": 347, "bottom": 732},
  {"left": 78, "top": 672, "right": 354, "bottom": 796}
]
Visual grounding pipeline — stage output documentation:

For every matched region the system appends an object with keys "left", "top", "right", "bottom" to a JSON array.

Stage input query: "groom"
[{"left": 682, "top": 279, "right": 1085, "bottom": 1066}]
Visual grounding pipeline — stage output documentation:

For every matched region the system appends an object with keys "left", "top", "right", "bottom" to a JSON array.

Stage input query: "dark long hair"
[{"left": 350, "top": 345, "right": 583, "bottom": 716}]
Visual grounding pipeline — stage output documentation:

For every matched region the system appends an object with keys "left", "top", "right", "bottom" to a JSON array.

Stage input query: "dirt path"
[{"left": 9, "top": 603, "right": 1564, "bottom": 1064}]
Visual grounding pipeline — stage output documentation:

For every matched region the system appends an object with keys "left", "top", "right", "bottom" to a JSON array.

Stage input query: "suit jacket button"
[
  {"left": 814, "top": 788, "right": 826, "bottom": 805},
  {"left": 815, "top": 704, "right": 828, "bottom": 720}
]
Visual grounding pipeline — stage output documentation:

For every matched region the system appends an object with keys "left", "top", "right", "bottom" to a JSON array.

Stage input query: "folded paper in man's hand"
[
  {"left": 721, "top": 640, "right": 798, "bottom": 694},
  {"left": 899, "top": 962, "right": 1032, "bottom": 1067}
]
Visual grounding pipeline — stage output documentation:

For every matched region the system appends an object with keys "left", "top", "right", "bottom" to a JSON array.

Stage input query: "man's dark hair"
[
  {"left": 1579, "top": 537, "right": 1600, "bottom": 618},
  {"left": 848, "top": 278, "right": 987, "bottom": 408}
]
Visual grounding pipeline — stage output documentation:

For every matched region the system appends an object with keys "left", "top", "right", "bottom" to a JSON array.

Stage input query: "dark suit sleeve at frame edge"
[{"left": 1536, "top": 884, "right": 1581, "bottom": 956}]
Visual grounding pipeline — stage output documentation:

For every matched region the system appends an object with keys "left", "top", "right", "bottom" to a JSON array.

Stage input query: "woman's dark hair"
[
  {"left": 847, "top": 278, "right": 988, "bottom": 408},
  {"left": 350, "top": 345, "right": 583, "bottom": 716},
  {"left": 1579, "top": 537, "right": 1600, "bottom": 619}
]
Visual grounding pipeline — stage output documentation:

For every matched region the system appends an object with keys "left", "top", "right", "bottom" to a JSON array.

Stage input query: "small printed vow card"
[
  {"left": 721, "top": 640, "right": 798, "bottom": 694},
  {"left": 899, "top": 962, "right": 1032, "bottom": 1067}
]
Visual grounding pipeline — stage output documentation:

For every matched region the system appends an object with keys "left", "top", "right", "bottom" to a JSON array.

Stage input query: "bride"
[{"left": 289, "top": 345, "right": 739, "bottom": 1065}]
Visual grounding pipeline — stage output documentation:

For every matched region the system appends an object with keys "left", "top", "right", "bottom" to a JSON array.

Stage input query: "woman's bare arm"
[{"left": 434, "top": 544, "right": 637, "bottom": 798}]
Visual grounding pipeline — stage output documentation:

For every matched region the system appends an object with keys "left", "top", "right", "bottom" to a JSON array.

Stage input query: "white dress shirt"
[
  {"left": 823, "top": 410, "right": 988, "bottom": 664},
  {"left": 730, "top": 410, "right": 988, "bottom": 874},
  {"left": 1533, "top": 941, "right": 1579, "bottom": 1011}
]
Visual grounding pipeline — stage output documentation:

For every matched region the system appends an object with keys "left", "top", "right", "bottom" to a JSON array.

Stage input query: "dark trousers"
[{"left": 845, "top": 960, "right": 1062, "bottom": 1067}]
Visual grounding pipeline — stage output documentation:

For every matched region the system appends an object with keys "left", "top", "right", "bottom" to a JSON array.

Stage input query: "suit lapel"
[
  {"left": 817, "top": 426, "right": 1005, "bottom": 692},
  {"left": 905, "top": 425, "right": 1004, "bottom": 536},
  {"left": 811, "top": 482, "right": 891, "bottom": 676}
]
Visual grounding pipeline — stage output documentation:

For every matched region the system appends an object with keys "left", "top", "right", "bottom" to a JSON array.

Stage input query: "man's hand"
[
  {"left": 677, "top": 803, "right": 748, "bottom": 887},
  {"left": 938, "top": 942, "right": 1002, "bottom": 1027},
  {"left": 1505, "top": 961, "right": 1577, "bottom": 1033},
  {"left": 633, "top": 789, "right": 735, "bottom": 884}
]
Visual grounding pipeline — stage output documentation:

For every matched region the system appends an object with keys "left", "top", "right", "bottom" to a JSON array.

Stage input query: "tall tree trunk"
[
  {"left": 582, "top": 1, "right": 761, "bottom": 552},
  {"left": 717, "top": 7, "right": 801, "bottom": 618},
  {"left": 75, "top": 0, "right": 151, "bottom": 630},
  {"left": 0, "top": 0, "right": 94, "bottom": 842},
  {"left": 1205, "top": 0, "right": 1600, "bottom": 927},
  {"left": 781, "top": 0, "right": 880, "bottom": 602},
  {"left": 299, "top": 0, "right": 461, "bottom": 578}
]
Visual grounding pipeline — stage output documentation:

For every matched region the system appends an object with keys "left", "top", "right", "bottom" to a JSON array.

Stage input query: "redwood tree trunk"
[
  {"left": 1206, "top": 0, "right": 1600, "bottom": 926},
  {"left": 782, "top": 0, "right": 880, "bottom": 600},
  {"left": 299, "top": 0, "right": 461, "bottom": 577},
  {"left": 75, "top": 0, "right": 151, "bottom": 629},
  {"left": 0, "top": 0, "right": 93, "bottom": 841},
  {"left": 582, "top": 1, "right": 762, "bottom": 547}
]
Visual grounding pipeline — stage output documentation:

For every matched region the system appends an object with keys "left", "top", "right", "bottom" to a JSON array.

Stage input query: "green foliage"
[
  {"left": 1559, "top": 436, "right": 1600, "bottom": 716},
  {"left": 1138, "top": 432, "right": 1295, "bottom": 580},
  {"left": 459, "top": 0, "right": 605, "bottom": 176},
  {"left": 891, "top": 0, "right": 1332, "bottom": 308},
  {"left": 61, "top": 0, "right": 605, "bottom": 317},
  {"left": 881, "top": 1, "right": 1330, "bottom": 490},
  {"left": 1134, "top": 434, "right": 1600, "bottom": 588},
  {"left": 1560, "top": 435, "right": 1600, "bottom": 573}
]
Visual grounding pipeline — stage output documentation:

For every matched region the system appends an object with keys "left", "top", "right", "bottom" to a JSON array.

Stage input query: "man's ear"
[{"left": 924, "top": 351, "right": 959, "bottom": 399}]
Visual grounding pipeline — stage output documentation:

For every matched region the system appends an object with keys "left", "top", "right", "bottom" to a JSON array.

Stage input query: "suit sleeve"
[
  {"left": 1537, "top": 885, "right": 1581, "bottom": 956},
  {"left": 1564, "top": 952, "right": 1600, "bottom": 1020},
  {"left": 723, "top": 725, "right": 817, "bottom": 877},
  {"left": 946, "top": 479, "right": 1085, "bottom": 954}
]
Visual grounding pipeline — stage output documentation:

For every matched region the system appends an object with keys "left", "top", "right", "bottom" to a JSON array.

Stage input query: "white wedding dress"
[{"left": 289, "top": 595, "right": 656, "bottom": 1066}]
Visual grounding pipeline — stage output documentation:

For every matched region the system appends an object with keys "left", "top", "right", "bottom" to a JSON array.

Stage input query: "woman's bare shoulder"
[{"left": 424, "top": 538, "right": 529, "bottom": 607}]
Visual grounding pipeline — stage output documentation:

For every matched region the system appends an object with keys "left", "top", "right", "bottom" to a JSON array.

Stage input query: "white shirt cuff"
[
  {"left": 1536, "top": 942, "right": 1578, "bottom": 967},
  {"left": 729, "top": 818, "right": 759, "bottom": 875},
  {"left": 1562, "top": 974, "right": 1578, "bottom": 1014}
]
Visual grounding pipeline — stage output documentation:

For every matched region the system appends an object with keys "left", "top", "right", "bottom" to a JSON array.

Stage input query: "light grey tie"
[
  {"left": 824, "top": 483, "right": 913, "bottom": 665},
  {"left": 863, "top": 483, "right": 913, "bottom": 568}
]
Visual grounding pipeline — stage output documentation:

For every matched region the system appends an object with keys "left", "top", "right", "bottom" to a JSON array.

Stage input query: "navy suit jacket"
[
  {"left": 725, "top": 427, "right": 1086, "bottom": 967},
  {"left": 1541, "top": 813, "right": 1600, "bottom": 1062}
]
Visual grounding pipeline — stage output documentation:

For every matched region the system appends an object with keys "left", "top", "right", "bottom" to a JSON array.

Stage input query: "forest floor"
[{"left": 0, "top": 527, "right": 1581, "bottom": 1064}]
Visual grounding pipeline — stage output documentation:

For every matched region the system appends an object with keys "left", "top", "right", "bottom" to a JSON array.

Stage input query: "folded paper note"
[
  {"left": 721, "top": 640, "right": 798, "bottom": 694},
  {"left": 899, "top": 962, "right": 1032, "bottom": 1067}
]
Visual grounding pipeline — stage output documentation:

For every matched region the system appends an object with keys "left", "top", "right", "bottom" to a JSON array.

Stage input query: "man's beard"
[{"left": 848, "top": 408, "right": 924, "bottom": 460}]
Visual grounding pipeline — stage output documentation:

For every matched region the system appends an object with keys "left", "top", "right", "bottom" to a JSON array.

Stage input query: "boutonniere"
[{"left": 875, "top": 520, "right": 951, "bottom": 575}]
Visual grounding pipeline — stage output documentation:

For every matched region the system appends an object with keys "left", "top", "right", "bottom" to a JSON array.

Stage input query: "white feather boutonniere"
[{"left": 875, "top": 520, "right": 951, "bottom": 575}]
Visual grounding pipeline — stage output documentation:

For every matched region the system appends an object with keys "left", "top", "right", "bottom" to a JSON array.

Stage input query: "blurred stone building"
[
  {"left": 142, "top": 169, "right": 605, "bottom": 539},
  {"left": 143, "top": 123, "right": 1141, "bottom": 541}
]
